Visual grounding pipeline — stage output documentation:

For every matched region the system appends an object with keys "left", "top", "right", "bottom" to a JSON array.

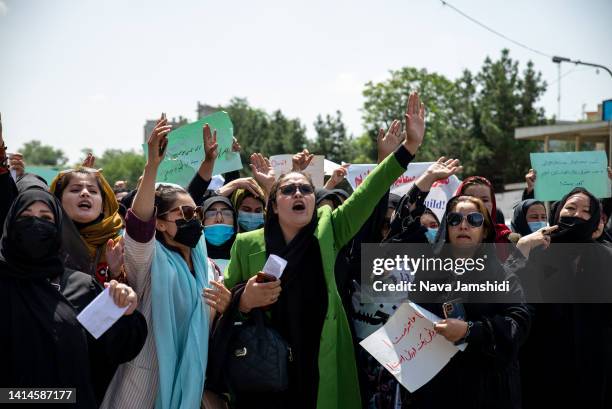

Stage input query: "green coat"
[{"left": 224, "top": 152, "right": 407, "bottom": 409}]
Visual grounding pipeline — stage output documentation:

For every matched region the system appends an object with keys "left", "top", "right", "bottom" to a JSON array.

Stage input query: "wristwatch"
[{"left": 454, "top": 320, "right": 473, "bottom": 345}]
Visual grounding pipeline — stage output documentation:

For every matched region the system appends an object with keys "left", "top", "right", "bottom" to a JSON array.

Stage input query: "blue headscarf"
[{"left": 151, "top": 235, "right": 212, "bottom": 409}]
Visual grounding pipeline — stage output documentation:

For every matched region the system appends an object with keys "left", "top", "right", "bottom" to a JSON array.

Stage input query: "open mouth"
[
  {"left": 78, "top": 200, "right": 92, "bottom": 210},
  {"left": 292, "top": 201, "right": 306, "bottom": 212}
]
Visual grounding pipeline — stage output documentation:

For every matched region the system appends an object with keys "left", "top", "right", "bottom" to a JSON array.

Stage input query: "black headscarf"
[
  {"left": 550, "top": 187, "right": 601, "bottom": 243},
  {"left": 0, "top": 188, "right": 64, "bottom": 278},
  {"left": 511, "top": 199, "right": 545, "bottom": 236},
  {"left": 0, "top": 189, "right": 96, "bottom": 407},
  {"left": 203, "top": 195, "right": 238, "bottom": 259},
  {"left": 263, "top": 191, "right": 327, "bottom": 408},
  {"left": 315, "top": 188, "right": 342, "bottom": 208}
]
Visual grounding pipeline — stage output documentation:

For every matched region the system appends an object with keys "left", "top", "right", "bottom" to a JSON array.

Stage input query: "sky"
[{"left": 1, "top": 0, "right": 611, "bottom": 163}]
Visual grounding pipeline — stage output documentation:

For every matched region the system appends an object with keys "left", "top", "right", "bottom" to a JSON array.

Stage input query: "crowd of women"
[{"left": 1, "top": 92, "right": 611, "bottom": 409}]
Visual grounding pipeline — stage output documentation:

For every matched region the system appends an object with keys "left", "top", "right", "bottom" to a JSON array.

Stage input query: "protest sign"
[
  {"left": 145, "top": 111, "right": 242, "bottom": 187},
  {"left": 360, "top": 302, "right": 463, "bottom": 392},
  {"left": 324, "top": 159, "right": 341, "bottom": 176},
  {"left": 269, "top": 154, "right": 325, "bottom": 187},
  {"left": 347, "top": 163, "right": 461, "bottom": 221},
  {"left": 530, "top": 151, "right": 611, "bottom": 201}
]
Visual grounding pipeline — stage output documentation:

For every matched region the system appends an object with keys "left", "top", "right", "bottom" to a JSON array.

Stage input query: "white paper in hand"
[
  {"left": 77, "top": 288, "right": 129, "bottom": 339},
  {"left": 360, "top": 302, "right": 464, "bottom": 392},
  {"left": 262, "top": 254, "right": 288, "bottom": 280}
]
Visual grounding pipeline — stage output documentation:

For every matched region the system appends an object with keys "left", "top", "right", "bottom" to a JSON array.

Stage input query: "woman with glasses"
[
  {"left": 403, "top": 195, "right": 531, "bottom": 409},
  {"left": 220, "top": 93, "right": 426, "bottom": 409},
  {"left": 201, "top": 195, "right": 238, "bottom": 270},
  {"left": 101, "top": 116, "right": 231, "bottom": 409}
]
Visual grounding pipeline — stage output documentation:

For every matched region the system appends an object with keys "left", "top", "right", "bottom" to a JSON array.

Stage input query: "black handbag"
[{"left": 224, "top": 308, "right": 292, "bottom": 394}]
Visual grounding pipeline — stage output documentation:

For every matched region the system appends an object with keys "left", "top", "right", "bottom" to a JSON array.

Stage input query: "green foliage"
[
  {"left": 360, "top": 49, "right": 548, "bottom": 187},
  {"left": 19, "top": 140, "right": 68, "bottom": 167},
  {"left": 222, "top": 97, "right": 307, "bottom": 166},
  {"left": 310, "top": 111, "right": 354, "bottom": 163},
  {"left": 95, "top": 149, "right": 145, "bottom": 189}
]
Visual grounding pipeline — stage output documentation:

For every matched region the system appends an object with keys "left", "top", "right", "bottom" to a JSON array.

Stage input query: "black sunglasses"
[
  {"left": 278, "top": 183, "right": 314, "bottom": 196},
  {"left": 446, "top": 212, "right": 484, "bottom": 228},
  {"left": 159, "top": 205, "right": 204, "bottom": 222}
]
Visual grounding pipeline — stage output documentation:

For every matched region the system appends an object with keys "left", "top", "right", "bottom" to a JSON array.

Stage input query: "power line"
[{"left": 439, "top": 0, "right": 553, "bottom": 59}]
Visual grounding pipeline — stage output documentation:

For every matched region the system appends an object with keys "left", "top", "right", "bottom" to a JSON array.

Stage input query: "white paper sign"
[
  {"left": 347, "top": 163, "right": 461, "bottom": 221},
  {"left": 269, "top": 154, "right": 325, "bottom": 188},
  {"left": 262, "top": 254, "right": 288, "bottom": 280},
  {"left": 360, "top": 302, "right": 464, "bottom": 392},
  {"left": 77, "top": 288, "right": 129, "bottom": 339}
]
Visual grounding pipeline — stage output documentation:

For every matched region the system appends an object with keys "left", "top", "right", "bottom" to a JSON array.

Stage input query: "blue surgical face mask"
[
  {"left": 237, "top": 211, "right": 264, "bottom": 231},
  {"left": 424, "top": 227, "right": 438, "bottom": 243},
  {"left": 528, "top": 221, "right": 548, "bottom": 233},
  {"left": 204, "top": 224, "right": 235, "bottom": 246}
]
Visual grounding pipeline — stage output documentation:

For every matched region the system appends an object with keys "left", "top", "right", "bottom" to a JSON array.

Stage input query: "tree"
[
  {"left": 222, "top": 97, "right": 308, "bottom": 161},
  {"left": 360, "top": 50, "right": 548, "bottom": 186},
  {"left": 19, "top": 140, "right": 68, "bottom": 167},
  {"left": 95, "top": 149, "right": 146, "bottom": 188},
  {"left": 311, "top": 111, "right": 354, "bottom": 163},
  {"left": 361, "top": 67, "right": 486, "bottom": 172},
  {"left": 473, "top": 49, "right": 547, "bottom": 186}
]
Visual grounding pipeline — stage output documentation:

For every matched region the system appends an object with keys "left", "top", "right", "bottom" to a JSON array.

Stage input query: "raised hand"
[
  {"left": 292, "top": 149, "right": 314, "bottom": 171},
  {"left": 325, "top": 163, "right": 350, "bottom": 190},
  {"left": 82, "top": 152, "right": 96, "bottom": 168},
  {"left": 403, "top": 92, "right": 426, "bottom": 155},
  {"left": 377, "top": 119, "right": 403, "bottom": 163},
  {"left": 525, "top": 168, "right": 536, "bottom": 193},
  {"left": 415, "top": 157, "right": 462, "bottom": 192},
  {"left": 219, "top": 177, "right": 263, "bottom": 198},
  {"left": 146, "top": 113, "right": 172, "bottom": 167},
  {"left": 250, "top": 153, "right": 276, "bottom": 194},
  {"left": 8, "top": 153, "right": 25, "bottom": 178},
  {"left": 105, "top": 238, "right": 125, "bottom": 278},
  {"left": 232, "top": 137, "right": 241, "bottom": 153},
  {"left": 203, "top": 123, "right": 218, "bottom": 163}
]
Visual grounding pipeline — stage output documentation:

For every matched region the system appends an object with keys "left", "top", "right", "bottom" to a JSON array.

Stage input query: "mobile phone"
[
  {"left": 442, "top": 299, "right": 466, "bottom": 320},
  {"left": 256, "top": 272, "right": 278, "bottom": 283},
  {"left": 159, "top": 113, "right": 168, "bottom": 156}
]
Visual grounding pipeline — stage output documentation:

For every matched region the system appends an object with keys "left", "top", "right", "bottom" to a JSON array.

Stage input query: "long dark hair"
[{"left": 154, "top": 184, "right": 188, "bottom": 216}]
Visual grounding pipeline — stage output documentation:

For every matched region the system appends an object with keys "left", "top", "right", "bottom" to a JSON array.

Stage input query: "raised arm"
[
  {"left": 125, "top": 114, "right": 171, "bottom": 294},
  {"left": 331, "top": 92, "right": 426, "bottom": 248},
  {"left": 132, "top": 113, "right": 171, "bottom": 221},
  {"left": 187, "top": 124, "right": 218, "bottom": 205}
]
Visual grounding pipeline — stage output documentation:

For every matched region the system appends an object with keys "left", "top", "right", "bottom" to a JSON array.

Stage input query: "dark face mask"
[
  {"left": 173, "top": 218, "right": 203, "bottom": 248},
  {"left": 553, "top": 215, "right": 594, "bottom": 243},
  {"left": 10, "top": 217, "right": 59, "bottom": 260}
]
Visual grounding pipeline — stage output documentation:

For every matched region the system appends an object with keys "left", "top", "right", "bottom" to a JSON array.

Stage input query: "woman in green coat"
[{"left": 224, "top": 92, "right": 426, "bottom": 409}]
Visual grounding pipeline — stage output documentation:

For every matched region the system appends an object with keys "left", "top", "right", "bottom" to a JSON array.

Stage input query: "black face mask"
[
  {"left": 552, "top": 215, "right": 594, "bottom": 243},
  {"left": 10, "top": 217, "right": 59, "bottom": 260},
  {"left": 173, "top": 218, "right": 203, "bottom": 248}
]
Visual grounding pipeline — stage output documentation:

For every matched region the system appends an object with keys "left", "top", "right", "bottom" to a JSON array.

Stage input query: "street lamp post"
[{"left": 551, "top": 56, "right": 612, "bottom": 120}]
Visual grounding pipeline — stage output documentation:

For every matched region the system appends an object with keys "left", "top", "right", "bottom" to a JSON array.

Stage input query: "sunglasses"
[
  {"left": 204, "top": 209, "right": 234, "bottom": 220},
  {"left": 159, "top": 205, "right": 204, "bottom": 222},
  {"left": 446, "top": 212, "right": 484, "bottom": 228},
  {"left": 278, "top": 183, "right": 314, "bottom": 196}
]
